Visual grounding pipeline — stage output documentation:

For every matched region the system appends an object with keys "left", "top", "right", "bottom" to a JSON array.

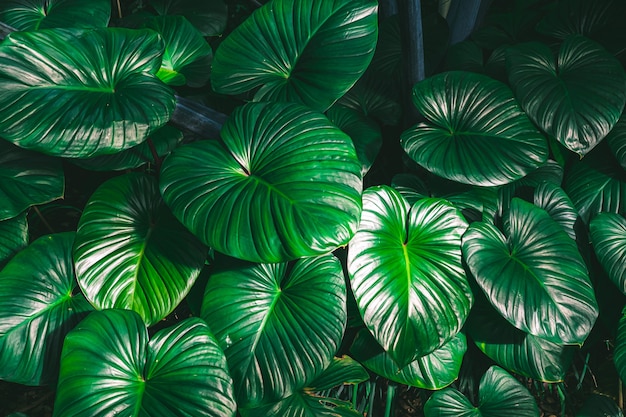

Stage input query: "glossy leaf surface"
[
  {"left": 533, "top": 182, "right": 578, "bottom": 240},
  {"left": 241, "top": 395, "right": 362, "bottom": 417},
  {"left": 0, "top": 28, "right": 175, "bottom": 158},
  {"left": 463, "top": 198, "right": 598, "bottom": 344},
  {"left": 606, "top": 113, "right": 626, "bottom": 169},
  {"left": 74, "top": 173, "right": 207, "bottom": 326},
  {"left": 307, "top": 356, "right": 369, "bottom": 391},
  {"left": 54, "top": 309, "right": 235, "bottom": 417},
  {"left": 506, "top": 36, "right": 626, "bottom": 156},
  {"left": 0, "top": 232, "right": 92, "bottom": 385},
  {"left": 347, "top": 186, "right": 472, "bottom": 367},
  {"left": 0, "top": 140, "right": 64, "bottom": 221},
  {"left": 576, "top": 393, "right": 624, "bottom": 417},
  {"left": 150, "top": 0, "right": 227, "bottom": 36},
  {"left": 590, "top": 213, "right": 626, "bottom": 294},
  {"left": 424, "top": 366, "right": 539, "bottom": 417},
  {"left": 0, "top": 211, "right": 27, "bottom": 268},
  {"left": 615, "top": 308, "right": 626, "bottom": 385},
  {"left": 401, "top": 71, "right": 548, "bottom": 186},
  {"left": 211, "top": 0, "right": 378, "bottom": 111},
  {"left": 160, "top": 101, "right": 362, "bottom": 263},
  {"left": 0, "top": 0, "right": 110, "bottom": 30},
  {"left": 201, "top": 254, "right": 346, "bottom": 408}
]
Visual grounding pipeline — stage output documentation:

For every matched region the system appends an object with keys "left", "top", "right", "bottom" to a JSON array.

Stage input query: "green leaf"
[
  {"left": 337, "top": 71, "right": 402, "bottom": 126},
  {"left": 0, "top": 232, "right": 92, "bottom": 385},
  {"left": 149, "top": 0, "right": 227, "bottom": 36},
  {"left": 326, "top": 105, "right": 382, "bottom": 176},
  {"left": 576, "top": 393, "right": 624, "bottom": 417},
  {"left": 0, "top": 28, "right": 175, "bottom": 158},
  {"left": 0, "top": 140, "right": 64, "bottom": 221},
  {"left": 0, "top": 211, "right": 27, "bottom": 268},
  {"left": 462, "top": 198, "right": 598, "bottom": 344},
  {"left": 211, "top": 0, "right": 378, "bottom": 112},
  {"left": 200, "top": 254, "right": 347, "bottom": 408},
  {"left": 391, "top": 173, "right": 429, "bottom": 206},
  {"left": 533, "top": 182, "right": 578, "bottom": 240},
  {"left": 74, "top": 173, "right": 207, "bottom": 326},
  {"left": 307, "top": 356, "right": 369, "bottom": 391},
  {"left": 146, "top": 15, "right": 212, "bottom": 87},
  {"left": 347, "top": 186, "right": 472, "bottom": 367},
  {"left": 241, "top": 394, "right": 363, "bottom": 417},
  {"left": 351, "top": 329, "right": 466, "bottom": 390},
  {"left": 53, "top": 309, "right": 236, "bottom": 417},
  {"left": 615, "top": 307, "right": 626, "bottom": 385},
  {"left": 590, "top": 213, "right": 626, "bottom": 294},
  {"left": 536, "top": 0, "right": 613, "bottom": 40},
  {"left": 606, "top": 112, "right": 626, "bottom": 170},
  {"left": 0, "top": 0, "right": 110, "bottom": 31},
  {"left": 70, "top": 125, "right": 183, "bottom": 172},
  {"left": 160, "top": 101, "right": 362, "bottom": 263},
  {"left": 401, "top": 71, "right": 548, "bottom": 186},
  {"left": 506, "top": 36, "right": 626, "bottom": 156},
  {"left": 563, "top": 144, "right": 626, "bottom": 224},
  {"left": 424, "top": 366, "right": 539, "bottom": 417},
  {"left": 467, "top": 287, "right": 575, "bottom": 382}
]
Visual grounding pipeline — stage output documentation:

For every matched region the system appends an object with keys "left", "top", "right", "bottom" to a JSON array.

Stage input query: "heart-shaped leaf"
[
  {"left": 506, "top": 36, "right": 626, "bottom": 156},
  {"left": 160, "top": 101, "right": 362, "bottom": 263},
  {"left": 351, "top": 329, "right": 466, "bottom": 389},
  {"left": 401, "top": 71, "right": 548, "bottom": 186},
  {"left": 211, "top": 0, "right": 378, "bottom": 112},
  {"left": 0, "top": 28, "right": 175, "bottom": 158},
  {"left": 149, "top": 0, "right": 227, "bottom": 36},
  {"left": 347, "top": 186, "right": 472, "bottom": 367},
  {"left": 200, "top": 254, "right": 347, "bottom": 408},
  {"left": 53, "top": 309, "right": 236, "bottom": 417},
  {"left": 590, "top": 213, "right": 626, "bottom": 294},
  {"left": 424, "top": 366, "right": 539, "bottom": 417},
  {"left": 0, "top": 140, "right": 64, "bottom": 221},
  {"left": 74, "top": 173, "right": 208, "bottom": 326},
  {"left": 463, "top": 198, "right": 598, "bottom": 344},
  {"left": 0, "top": 232, "right": 92, "bottom": 385},
  {"left": 0, "top": 211, "right": 27, "bottom": 268},
  {"left": 0, "top": 0, "right": 110, "bottom": 31},
  {"left": 146, "top": 15, "right": 212, "bottom": 87}
]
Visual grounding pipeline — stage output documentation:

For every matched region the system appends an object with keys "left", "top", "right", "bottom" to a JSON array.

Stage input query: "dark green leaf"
[
  {"left": 463, "top": 198, "right": 598, "bottom": 344},
  {"left": 536, "top": 0, "right": 613, "bottom": 39},
  {"left": 401, "top": 71, "right": 548, "bottom": 186},
  {"left": 391, "top": 173, "right": 429, "bottom": 206},
  {"left": 201, "top": 254, "right": 347, "bottom": 408},
  {"left": 0, "top": 140, "right": 64, "bottom": 221},
  {"left": 606, "top": 112, "right": 626, "bottom": 169},
  {"left": 149, "top": 0, "right": 227, "bottom": 36},
  {"left": 211, "top": 0, "right": 378, "bottom": 112},
  {"left": 0, "top": 28, "right": 175, "bottom": 158},
  {"left": 53, "top": 309, "right": 236, "bottom": 417},
  {"left": 590, "top": 213, "right": 626, "bottom": 294},
  {"left": 0, "top": 0, "right": 110, "bottom": 31},
  {"left": 0, "top": 211, "right": 27, "bottom": 268},
  {"left": 0, "top": 232, "right": 92, "bottom": 385},
  {"left": 506, "top": 36, "right": 626, "bottom": 156},
  {"left": 337, "top": 72, "right": 402, "bottom": 126},
  {"left": 533, "top": 182, "right": 578, "bottom": 240},
  {"left": 241, "top": 394, "right": 363, "bottom": 417},
  {"left": 74, "top": 173, "right": 207, "bottom": 326},
  {"left": 347, "top": 186, "right": 472, "bottom": 366},
  {"left": 576, "top": 393, "right": 624, "bottom": 417},
  {"left": 307, "top": 356, "right": 369, "bottom": 391},
  {"left": 615, "top": 307, "right": 626, "bottom": 386},
  {"left": 160, "top": 101, "right": 362, "bottom": 263}
]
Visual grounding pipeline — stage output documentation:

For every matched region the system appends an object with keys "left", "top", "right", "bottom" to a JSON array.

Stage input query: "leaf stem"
[{"left": 33, "top": 206, "right": 55, "bottom": 234}]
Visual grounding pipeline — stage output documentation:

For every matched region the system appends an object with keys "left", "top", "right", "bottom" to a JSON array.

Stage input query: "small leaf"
[{"left": 590, "top": 213, "right": 626, "bottom": 295}]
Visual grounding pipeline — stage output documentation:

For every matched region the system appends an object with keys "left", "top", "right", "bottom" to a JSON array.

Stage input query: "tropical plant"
[{"left": 0, "top": 0, "right": 625, "bottom": 416}]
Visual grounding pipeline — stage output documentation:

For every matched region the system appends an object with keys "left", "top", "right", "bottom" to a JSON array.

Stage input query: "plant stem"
[
  {"left": 385, "top": 383, "right": 396, "bottom": 417},
  {"left": 33, "top": 206, "right": 55, "bottom": 234},
  {"left": 147, "top": 138, "right": 161, "bottom": 173}
]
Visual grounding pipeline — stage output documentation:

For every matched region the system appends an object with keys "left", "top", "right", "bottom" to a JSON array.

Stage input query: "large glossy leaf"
[
  {"left": 351, "top": 328, "right": 466, "bottom": 390},
  {"left": 0, "top": 232, "right": 92, "bottom": 385},
  {"left": 146, "top": 15, "right": 212, "bottom": 87},
  {"left": 506, "top": 36, "right": 626, "bottom": 156},
  {"left": 0, "top": 0, "right": 110, "bottom": 31},
  {"left": 614, "top": 307, "right": 626, "bottom": 385},
  {"left": 0, "top": 140, "right": 64, "bottom": 221},
  {"left": 74, "top": 173, "right": 207, "bottom": 326},
  {"left": 149, "top": 0, "right": 227, "bottom": 36},
  {"left": 467, "top": 287, "right": 575, "bottom": 382},
  {"left": 563, "top": 144, "right": 626, "bottom": 224},
  {"left": 211, "top": 0, "right": 378, "bottom": 112},
  {"left": 0, "top": 211, "right": 27, "bottom": 268},
  {"left": 423, "top": 366, "right": 539, "bottom": 417},
  {"left": 160, "top": 101, "right": 362, "bottom": 263},
  {"left": 401, "top": 71, "right": 548, "bottom": 186},
  {"left": 532, "top": 182, "right": 578, "bottom": 240},
  {"left": 347, "top": 186, "right": 472, "bottom": 367},
  {"left": 337, "top": 71, "right": 402, "bottom": 126},
  {"left": 0, "top": 28, "right": 175, "bottom": 158},
  {"left": 200, "top": 254, "right": 347, "bottom": 408},
  {"left": 53, "top": 309, "right": 236, "bottom": 417},
  {"left": 590, "top": 213, "right": 626, "bottom": 294},
  {"left": 462, "top": 198, "right": 598, "bottom": 344},
  {"left": 606, "top": 113, "right": 626, "bottom": 169}
]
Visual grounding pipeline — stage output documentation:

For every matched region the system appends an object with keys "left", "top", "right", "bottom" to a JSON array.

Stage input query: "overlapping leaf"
[
  {"left": 0, "top": 0, "right": 110, "bottom": 31},
  {"left": 590, "top": 213, "right": 626, "bottom": 294},
  {"left": 160, "top": 101, "right": 362, "bottom": 263},
  {"left": 211, "top": 0, "right": 378, "bottom": 111},
  {"left": 606, "top": 112, "right": 626, "bottom": 169},
  {"left": 149, "top": 0, "right": 227, "bottom": 36},
  {"left": 0, "top": 28, "right": 175, "bottom": 158},
  {"left": 0, "top": 232, "right": 92, "bottom": 385},
  {"left": 401, "top": 71, "right": 548, "bottom": 186},
  {"left": 0, "top": 211, "right": 27, "bottom": 268},
  {"left": 74, "top": 173, "right": 207, "bottom": 326},
  {"left": 201, "top": 254, "right": 347, "bottom": 408},
  {"left": 347, "top": 186, "right": 472, "bottom": 367},
  {"left": 53, "top": 309, "right": 236, "bottom": 417}
]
